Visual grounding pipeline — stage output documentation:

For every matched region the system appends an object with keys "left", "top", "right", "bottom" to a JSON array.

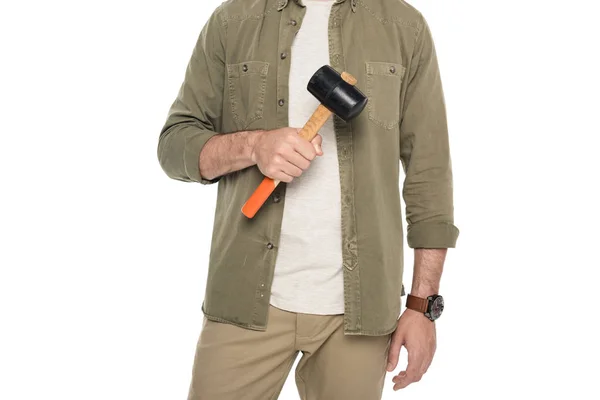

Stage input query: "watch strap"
[{"left": 406, "top": 294, "right": 429, "bottom": 313}]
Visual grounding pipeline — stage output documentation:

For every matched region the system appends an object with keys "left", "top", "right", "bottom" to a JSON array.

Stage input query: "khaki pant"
[{"left": 188, "top": 304, "right": 392, "bottom": 400}]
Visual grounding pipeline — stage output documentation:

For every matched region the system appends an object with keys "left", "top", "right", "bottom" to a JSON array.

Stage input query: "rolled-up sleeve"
[
  {"left": 157, "top": 6, "right": 225, "bottom": 184},
  {"left": 400, "top": 16, "right": 459, "bottom": 248}
]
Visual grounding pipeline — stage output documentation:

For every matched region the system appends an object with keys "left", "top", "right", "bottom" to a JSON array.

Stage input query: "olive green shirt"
[{"left": 157, "top": 0, "right": 459, "bottom": 336}]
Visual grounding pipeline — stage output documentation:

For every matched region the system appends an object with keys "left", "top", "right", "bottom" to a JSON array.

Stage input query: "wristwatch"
[{"left": 406, "top": 294, "right": 444, "bottom": 321}]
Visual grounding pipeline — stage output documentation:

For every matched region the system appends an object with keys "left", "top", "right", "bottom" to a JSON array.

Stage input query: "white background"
[{"left": 1, "top": 0, "right": 599, "bottom": 399}]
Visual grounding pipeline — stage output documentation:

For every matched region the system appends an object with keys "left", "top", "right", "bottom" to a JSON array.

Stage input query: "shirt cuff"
[
  {"left": 184, "top": 130, "right": 221, "bottom": 184},
  {"left": 407, "top": 221, "right": 459, "bottom": 249}
]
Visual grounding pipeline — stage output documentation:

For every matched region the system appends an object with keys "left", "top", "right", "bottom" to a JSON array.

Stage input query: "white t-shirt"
[{"left": 269, "top": 0, "right": 344, "bottom": 315}]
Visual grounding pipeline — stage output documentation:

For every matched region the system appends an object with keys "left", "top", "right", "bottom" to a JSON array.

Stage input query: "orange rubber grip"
[
  {"left": 241, "top": 177, "right": 280, "bottom": 219},
  {"left": 241, "top": 105, "right": 332, "bottom": 218}
]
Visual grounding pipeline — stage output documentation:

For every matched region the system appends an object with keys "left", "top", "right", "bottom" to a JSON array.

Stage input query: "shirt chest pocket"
[
  {"left": 365, "top": 61, "right": 406, "bottom": 130},
  {"left": 226, "top": 61, "right": 269, "bottom": 130}
]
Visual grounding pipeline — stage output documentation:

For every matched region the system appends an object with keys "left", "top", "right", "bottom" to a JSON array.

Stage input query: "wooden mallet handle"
[{"left": 241, "top": 72, "right": 357, "bottom": 218}]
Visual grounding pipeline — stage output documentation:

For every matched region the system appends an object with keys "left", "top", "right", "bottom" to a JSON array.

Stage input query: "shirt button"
[
  {"left": 278, "top": 99, "right": 285, "bottom": 107},
  {"left": 273, "top": 194, "right": 281, "bottom": 203},
  {"left": 266, "top": 242, "right": 274, "bottom": 249},
  {"left": 290, "top": 19, "right": 297, "bottom": 26},
  {"left": 389, "top": 65, "right": 396, "bottom": 74},
  {"left": 260, "top": 293, "right": 264, "bottom": 298},
  {"left": 242, "top": 64, "right": 248, "bottom": 72},
  {"left": 280, "top": 52, "right": 287, "bottom": 60},
  {"left": 260, "top": 283, "right": 265, "bottom": 288}
]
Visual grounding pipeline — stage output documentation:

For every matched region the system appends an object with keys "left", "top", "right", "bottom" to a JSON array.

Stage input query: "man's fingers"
[
  {"left": 268, "top": 169, "right": 294, "bottom": 183},
  {"left": 392, "top": 350, "right": 424, "bottom": 390},
  {"left": 386, "top": 335, "right": 402, "bottom": 372},
  {"left": 280, "top": 160, "right": 303, "bottom": 178},
  {"left": 278, "top": 171, "right": 295, "bottom": 183},
  {"left": 293, "top": 136, "right": 318, "bottom": 161},
  {"left": 284, "top": 150, "right": 311, "bottom": 171},
  {"left": 392, "top": 368, "right": 423, "bottom": 390},
  {"left": 310, "top": 134, "right": 323, "bottom": 155},
  {"left": 263, "top": 158, "right": 297, "bottom": 182}
]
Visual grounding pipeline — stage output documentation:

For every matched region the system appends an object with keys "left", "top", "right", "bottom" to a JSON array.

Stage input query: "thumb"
[
  {"left": 311, "top": 134, "right": 323, "bottom": 156},
  {"left": 387, "top": 334, "right": 402, "bottom": 372}
]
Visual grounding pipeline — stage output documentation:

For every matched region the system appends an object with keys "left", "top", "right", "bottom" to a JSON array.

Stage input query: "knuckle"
[
  {"left": 271, "top": 155, "right": 283, "bottom": 166},
  {"left": 286, "top": 131, "right": 297, "bottom": 141}
]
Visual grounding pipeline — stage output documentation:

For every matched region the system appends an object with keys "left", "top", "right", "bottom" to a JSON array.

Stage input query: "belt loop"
[
  {"left": 351, "top": 0, "right": 357, "bottom": 13},
  {"left": 277, "top": 0, "right": 288, "bottom": 11}
]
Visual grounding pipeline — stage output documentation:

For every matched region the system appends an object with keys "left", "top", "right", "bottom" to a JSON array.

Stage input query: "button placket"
[
  {"left": 327, "top": 2, "right": 362, "bottom": 333},
  {"left": 332, "top": 54, "right": 341, "bottom": 66},
  {"left": 275, "top": 5, "right": 306, "bottom": 127},
  {"left": 253, "top": 2, "right": 306, "bottom": 324}
]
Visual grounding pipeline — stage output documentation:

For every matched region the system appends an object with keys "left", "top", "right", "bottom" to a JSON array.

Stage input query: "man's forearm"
[
  {"left": 198, "top": 130, "right": 262, "bottom": 181},
  {"left": 410, "top": 248, "right": 447, "bottom": 297}
]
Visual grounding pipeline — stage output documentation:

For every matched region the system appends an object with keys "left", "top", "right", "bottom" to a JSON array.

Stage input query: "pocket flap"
[
  {"left": 365, "top": 61, "right": 405, "bottom": 78},
  {"left": 227, "top": 61, "right": 269, "bottom": 78}
]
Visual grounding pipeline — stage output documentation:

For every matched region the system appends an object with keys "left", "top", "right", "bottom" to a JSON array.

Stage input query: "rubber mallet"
[{"left": 241, "top": 65, "right": 367, "bottom": 218}]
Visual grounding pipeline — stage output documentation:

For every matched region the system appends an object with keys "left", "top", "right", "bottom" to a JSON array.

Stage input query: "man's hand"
[
  {"left": 250, "top": 127, "right": 323, "bottom": 183},
  {"left": 387, "top": 308, "right": 437, "bottom": 390}
]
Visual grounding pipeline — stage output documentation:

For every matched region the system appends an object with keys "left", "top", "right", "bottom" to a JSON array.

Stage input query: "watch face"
[{"left": 428, "top": 295, "right": 444, "bottom": 320}]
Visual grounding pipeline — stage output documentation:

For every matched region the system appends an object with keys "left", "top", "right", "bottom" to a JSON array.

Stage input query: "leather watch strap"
[{"left": 406, "top": 294, "right": 429, "bottom": 313}]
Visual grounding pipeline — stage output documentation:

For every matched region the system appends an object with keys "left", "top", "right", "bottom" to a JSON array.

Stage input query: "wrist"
[
  {"left": 409, "top": 286, "right": 439, "bottom": 298},
  {"left": 246, "top": 130, "right": 264, "bottom": 165},
  {"left": 403, "top": 307, "right": 432, "bottom": 321}
]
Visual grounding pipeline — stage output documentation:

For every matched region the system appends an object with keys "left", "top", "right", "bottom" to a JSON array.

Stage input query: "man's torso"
[{"left": 199, "top": 0, "right": 431, "bottom": 335}]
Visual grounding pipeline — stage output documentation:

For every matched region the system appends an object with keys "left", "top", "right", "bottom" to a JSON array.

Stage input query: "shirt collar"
[{"left": 277, "top": 0, "right": 357, "bottom": 13}]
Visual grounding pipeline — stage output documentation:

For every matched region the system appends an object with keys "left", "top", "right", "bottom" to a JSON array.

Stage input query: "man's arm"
[
  {"left": 388, "top": 249, "right": 446, "bottom": 390},
  {"left": 157, "top": 6, "right": 227, "bottom": 184},
  {"left": 386, "top": 13, "right": 459, "bottom": 391},
  {"left": 157, "top": 6, "right": 322, "bottom": 185},
  {"left": 196, "top": 130, "right": 260, "bottom": 182},
  {"left": 198, "top": 128, "right": 323, "bottom": 183},
  {"left": 410, "top": 248, "right": 447, "bottom": 298}
]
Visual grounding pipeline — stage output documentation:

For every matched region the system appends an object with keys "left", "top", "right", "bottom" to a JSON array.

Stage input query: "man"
[{"left": 157, "top": 0, "right": 458, "bottom": 398}]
